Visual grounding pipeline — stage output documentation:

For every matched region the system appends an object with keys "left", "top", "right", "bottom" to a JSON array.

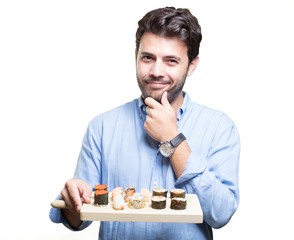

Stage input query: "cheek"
[{"left": 137, "top": 63, "right": 149, "bottom": 79}]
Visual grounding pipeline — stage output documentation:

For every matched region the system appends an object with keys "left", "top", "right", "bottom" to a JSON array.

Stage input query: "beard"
[{"left": 136, "top": 72, "right": 188, "bottom": 104}]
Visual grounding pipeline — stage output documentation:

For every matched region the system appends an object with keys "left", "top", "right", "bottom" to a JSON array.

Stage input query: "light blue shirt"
[{"left": 49, "top": 92, "right": 240, "bottom": 240}]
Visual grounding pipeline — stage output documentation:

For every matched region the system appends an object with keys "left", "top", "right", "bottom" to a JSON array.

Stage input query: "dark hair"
[{"left": 136, "top": 7, "right": 202, "bottom": 63}]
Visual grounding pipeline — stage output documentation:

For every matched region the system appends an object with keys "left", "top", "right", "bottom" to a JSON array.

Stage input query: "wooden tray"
[{"left": 80, "top": 194, "right": 203, "bottom": 223}]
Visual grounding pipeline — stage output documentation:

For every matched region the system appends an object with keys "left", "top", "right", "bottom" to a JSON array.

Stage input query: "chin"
[{"left": 144, "top": 92, "right": 163, "bottom": 103}]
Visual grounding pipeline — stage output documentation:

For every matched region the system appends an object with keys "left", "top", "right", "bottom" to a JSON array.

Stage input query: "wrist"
[
  {"left": 159, "top": 133, "right": 186, "bottom": 157},
  {"left": 162, "top": 130, "right": 179, "bottom": 142}
]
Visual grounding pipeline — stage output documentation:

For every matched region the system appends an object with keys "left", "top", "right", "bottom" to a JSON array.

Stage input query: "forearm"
[
  {"left": 61, "top": 209, "right": 82, "bottom": 229},
  {"left": 169, "top": 140, "right": 191, "bottom": 178}
]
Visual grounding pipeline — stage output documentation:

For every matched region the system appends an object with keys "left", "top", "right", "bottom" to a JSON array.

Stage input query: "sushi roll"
[
  {"left": 124, "top": 187, "right": 135, "bottom": 202},
  {"left": 170, "top": 197, "right": 187, "bottom": 210},
  {"left": 151, "top": 196, "right": 166, "bottom": 209},
  {"left": 152, "top": 188, "right": 168, "bottom": 198},
  {"left": 94, "top": 184, "right": 107, "bottom": 191},
  {"left": 128, "top": 193, "right": 146, "bottom": 209},
  {"left": 113, "top": 194, "right": 125, "bottom": 210},
  {"left": 170, "top": 189, "right": 186, "bottom": 198},
  {"left": 94, "top": 190, "right": 109, "bottom": 206}
]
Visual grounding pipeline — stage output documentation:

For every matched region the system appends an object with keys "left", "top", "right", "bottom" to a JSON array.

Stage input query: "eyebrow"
[{"left": 140, "top": 52, "right": 182, "bottom": 62}]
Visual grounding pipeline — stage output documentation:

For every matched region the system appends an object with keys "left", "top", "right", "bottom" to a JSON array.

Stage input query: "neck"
[{"left": 170, "top": 91, "right": 184, "bottom": 112}]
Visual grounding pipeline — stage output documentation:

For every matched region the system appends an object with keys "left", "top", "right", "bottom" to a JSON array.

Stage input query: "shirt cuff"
[
  {"left": 49, "top": 195, "right": 92, "bottom": 231},
  {"left": 175, "top": 151, "right": 206, "bottom": 186}
]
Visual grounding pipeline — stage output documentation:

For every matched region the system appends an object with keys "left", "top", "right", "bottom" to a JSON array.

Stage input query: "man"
[{"left": 50, "top": 7, "right": 240, "bottom": 240}]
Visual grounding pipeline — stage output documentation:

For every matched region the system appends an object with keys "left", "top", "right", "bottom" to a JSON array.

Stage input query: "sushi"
[
  {"left": 124, "top": 187, "right": 135, "bottom": 202},
  {"left": 170, "top": 189, "right": 186, "bottom": 198},
  {"left": 170, "top": 197, "right": 187, "bottom": 210},
  {"left": 128, "top": 193, "right": 146, "bottom": 209},
  {"left": 152, "top": 188, "right": 168, "bottom": 198},
  {"left": 94, "top": 190, "right": 109, "bottom": 206},
  {"left": 111, "top": 187, "right": 123, "bottom": 201},
  {"left": 113, "top": 194, "right": 125, "bottom": 210},
  {"left": 151, "top": 196, "right": 166, "bottom": 209},
  {"left": 112, "top": 187, "right": 125, "bottom": 210},
  {"left": 94, "top": 184, "right": 107, "bottom": 191},
  {"left": 141, "top": 188, "right": 151, "bottom": 202}
]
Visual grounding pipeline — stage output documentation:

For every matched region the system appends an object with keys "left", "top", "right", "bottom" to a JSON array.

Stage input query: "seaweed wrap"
[
  {"left": 151, "top": 196, "right": 166, "bottom": 209},
  {"left": 170, "top": 189, "right": 185, "bottom": 198},
  {"left": 94, "top": 190, "right": 109, "bottom": 206},
  {"left": 170, "top": 198, "right": 187, "bottom": 210},
  {"left": 152, "top": 188, "right": 167, "bottom": 197}
]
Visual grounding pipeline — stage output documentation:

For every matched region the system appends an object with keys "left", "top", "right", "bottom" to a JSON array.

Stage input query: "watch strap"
[{"left": 170, "top": 133, "right": 186, "bottom": 148}]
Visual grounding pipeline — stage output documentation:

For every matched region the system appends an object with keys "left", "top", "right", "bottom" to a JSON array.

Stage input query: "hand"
[
  {"left": 60, "top": 178, "right": 92, "bottom": 214},
  {"left": 144, "top": 91, "right": 179, "bottom": 142}
]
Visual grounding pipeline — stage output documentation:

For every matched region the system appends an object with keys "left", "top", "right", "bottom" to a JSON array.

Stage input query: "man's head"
[
  {"left": 135, "top": 7, "right": 202, "bottom": 105},
  {"left": 136, "top": 7, "right": 202, "bottom": 65}
]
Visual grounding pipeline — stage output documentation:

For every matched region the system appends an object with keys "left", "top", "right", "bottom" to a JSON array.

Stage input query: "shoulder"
[
  {"left": 186, "top": 95, "right": 236, "bottom": 130},
  {"left": 88, "top": 99, "right": 138, "bottom": 128}
]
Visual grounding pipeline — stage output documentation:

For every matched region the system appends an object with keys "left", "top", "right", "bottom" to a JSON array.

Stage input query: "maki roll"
[
  {"left": 151, "top": 196, "right": 166, "bottom": 209},
  {"left": 124, "top": 187, "right": 135, "bottom": 202},
  {"left": 170, "top": 189, "right": 186, "bottom": 198},
  {"left": 94, "top": 184, "right": 107, "bottom": 191},
  {"left": 152, "top": 188, "right": 168, "bottom": 198},
  {"left": 128, "top": 193, "right": 146, "bottom": 209},
  {"left": 170, "top": 197, "right": 187, "bottom": 210},
  {"left": 94, "top": 190, "right": 109, "bottom": 206}
]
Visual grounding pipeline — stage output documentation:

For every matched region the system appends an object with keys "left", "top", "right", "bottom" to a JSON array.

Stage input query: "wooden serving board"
[{"left": 80, "top": 194, "right": 203, "bottom": 223}]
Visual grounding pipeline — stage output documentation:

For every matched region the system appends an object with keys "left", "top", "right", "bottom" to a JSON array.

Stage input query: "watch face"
[{"left": 159, "top": 142, "right": 175, "bottom": 157}]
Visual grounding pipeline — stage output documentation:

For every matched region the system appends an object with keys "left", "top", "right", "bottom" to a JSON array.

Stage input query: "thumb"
[{"left": 161, "top": 91, "right": 172, "bottom": 109}]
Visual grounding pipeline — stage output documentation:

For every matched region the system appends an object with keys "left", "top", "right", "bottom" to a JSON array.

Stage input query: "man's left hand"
[{"left": 144, "top": 91, "right": 179, "bottom": 142}]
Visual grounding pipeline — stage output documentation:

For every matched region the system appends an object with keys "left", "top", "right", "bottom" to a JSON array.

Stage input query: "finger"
[
  {"left": 145, "top": 97, "right": 161, "bottom": 109},
  {"left": 145, "top": 106, "right": 155, "bottom": 117},
  {"left": 79, "top": 185, "right": 92, "bottom": 204},
  {"left": 61, "top": 188, "right": 73, "bottom": 209},
  {"left": 161, "top": 91, "right": 172, "bottom": 109},
  {"left": 66, "top": 182, "right": 83, "bottom": 213},
  {"left": 146, "top": 106, "right": 150, "bottom": 115}
]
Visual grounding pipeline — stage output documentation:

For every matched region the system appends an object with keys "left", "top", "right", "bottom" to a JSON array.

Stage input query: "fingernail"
[{"left": 76, "top": 204, "right": 81, "bottom": 212}]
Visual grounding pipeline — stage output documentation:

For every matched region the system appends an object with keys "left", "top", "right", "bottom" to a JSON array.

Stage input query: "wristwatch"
[{"left": 159, "top": 133, "right": 186, "bottom": 157}]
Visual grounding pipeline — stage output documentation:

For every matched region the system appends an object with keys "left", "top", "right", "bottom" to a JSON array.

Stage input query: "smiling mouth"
[{"left": 144, "top": 79, "right": 172, "bottom": 88}]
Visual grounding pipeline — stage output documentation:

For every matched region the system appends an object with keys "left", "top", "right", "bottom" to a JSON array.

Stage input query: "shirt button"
[{"left": 153, "top": 181, "right": 158, "bottom": 186}]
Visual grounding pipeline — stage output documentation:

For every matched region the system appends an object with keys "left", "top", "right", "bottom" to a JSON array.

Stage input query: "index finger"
[
  {"left": 65, "top": 181, "right": 83, "bottom": 213},
  {"left": 145, "top": 97, "right": 163, "bottom": 109}
]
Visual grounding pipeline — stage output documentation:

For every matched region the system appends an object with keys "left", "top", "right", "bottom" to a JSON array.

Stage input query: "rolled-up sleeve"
[
  {"left": 176, "top": 114, "right": 240, "bottom": 229},
  {"left": 49, "top": 195, "right": 92, "bottom": 231}
]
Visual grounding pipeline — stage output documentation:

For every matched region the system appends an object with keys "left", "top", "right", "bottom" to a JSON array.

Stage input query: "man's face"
[{"left": 136, "top": 32, "right": 196, "bottom": 104}]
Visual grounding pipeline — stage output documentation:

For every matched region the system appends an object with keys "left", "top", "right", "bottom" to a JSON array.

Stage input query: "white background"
[{"left": 1, "top": 0, "right": 293, "bottom": 239}]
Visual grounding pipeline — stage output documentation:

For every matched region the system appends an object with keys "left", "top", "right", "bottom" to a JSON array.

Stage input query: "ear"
[{"left": 187, "top": 56, "right": 199, "bottom": 76}]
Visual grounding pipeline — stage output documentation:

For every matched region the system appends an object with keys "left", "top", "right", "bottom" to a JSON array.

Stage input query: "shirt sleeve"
[
  {"left": 49, "top": 116, "right": 103, "bottom": 230},
  {"left": 49, "top": 195, "right": 92, "bottom": 231},
  {"left": 175, "top": 113, "right": 240, "bottom": 229}
]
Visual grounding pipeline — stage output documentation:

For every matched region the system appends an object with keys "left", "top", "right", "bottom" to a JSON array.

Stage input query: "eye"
[
  {"left": 166, "top": 58, "right": 178, "bottom": 65},
  {"left": 142, "top": 55, "right": 154, "bottom": 62}
]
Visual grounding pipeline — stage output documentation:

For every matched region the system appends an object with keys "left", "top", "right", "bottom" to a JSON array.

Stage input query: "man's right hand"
[{"left": 60, "top": 178, "right": 92, "bottom": 228}]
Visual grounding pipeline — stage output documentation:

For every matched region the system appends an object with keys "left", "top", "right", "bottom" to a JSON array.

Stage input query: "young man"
[{"left": 50, "top": 7, "right": 240, "bottom": 240}]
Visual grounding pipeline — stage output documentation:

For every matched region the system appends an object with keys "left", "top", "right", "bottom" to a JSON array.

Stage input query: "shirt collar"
[{"left": 137, "top": 91, "right": 189, "bottom": 121}]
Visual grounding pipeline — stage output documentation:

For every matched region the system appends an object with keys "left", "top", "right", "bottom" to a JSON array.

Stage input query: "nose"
[{"left": 150, "top": 60, "right": 165, "bottom": 79}]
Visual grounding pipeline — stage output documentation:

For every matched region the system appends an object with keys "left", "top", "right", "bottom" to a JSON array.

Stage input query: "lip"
[
  {"left": 144, "top": 80, "right": 171, "bottom": 89},
  {"left": 147, "top": 82, "right": 169, "bottom": 87}
]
